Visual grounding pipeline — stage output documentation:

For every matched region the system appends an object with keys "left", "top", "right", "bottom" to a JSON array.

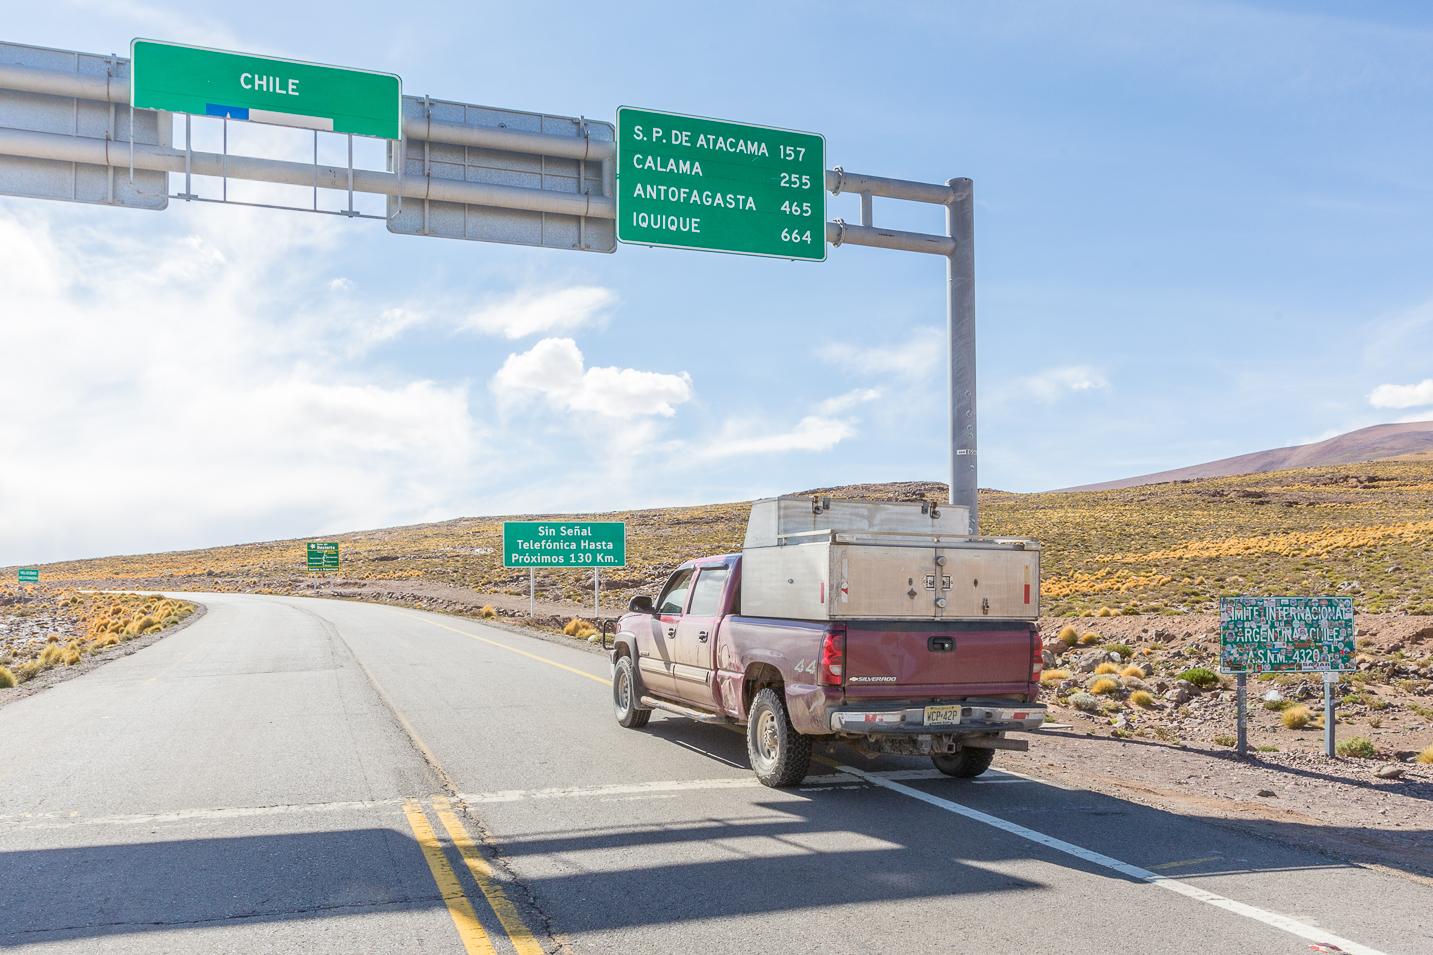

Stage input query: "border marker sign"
[
  {"left": 306, "top": 541, "right": 340, "bottom": 572},
  {"left": 616, "top": 107, "right": 825, "bottom": 260},
  {"left": 1220, "top": 596, "right": 1355, "bottom": 759},
  {"left": 1218, "top": 597, "right": 1355, "bottom": 674},
  {"left": 131, "top": 39, "right": 402, "bottom": 139},
  {"left": 17, "top": 567, "right": 39, "bottom": 584}
]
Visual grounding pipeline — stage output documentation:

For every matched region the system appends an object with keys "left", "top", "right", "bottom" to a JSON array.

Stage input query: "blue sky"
[{"left": 4, "top": 0, "right": 1433, "bottom": 564}]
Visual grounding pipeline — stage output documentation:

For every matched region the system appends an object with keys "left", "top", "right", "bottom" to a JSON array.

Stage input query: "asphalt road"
[{"left": 0, "top": 593, "right": 1427, "bottom": 954}]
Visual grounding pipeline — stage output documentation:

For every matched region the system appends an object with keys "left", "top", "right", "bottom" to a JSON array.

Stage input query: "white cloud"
[
  {"left": 466, "top": 286, "right": 617, "bottom": 340},
  {"left": 817, "top": 388, "right": 882, "bottom": 414},
  {"left": 0, "top": 203, "right": 483, "bottom": 565},
  {"left": 491, "top": 338, "right": 693, "bottom": 419},
  {"left": 328, "top": 277, "right": 353, "bottom": 292},
  {"left": 1021, "top": 365, "right": 1110, "bottom": 403},
  {"left": 819, "top": 327, "right": 943, "bottom": 378},
  {"left": 698, "top": 415, "right": 856, "bottom": 459},
  {"left": 1369, "top": 378, "right": 1433, "bottom": 409}
]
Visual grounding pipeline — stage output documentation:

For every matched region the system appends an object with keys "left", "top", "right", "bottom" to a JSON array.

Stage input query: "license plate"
[{"left": 924, "top": 705, "right": 962, "bottom": 726}]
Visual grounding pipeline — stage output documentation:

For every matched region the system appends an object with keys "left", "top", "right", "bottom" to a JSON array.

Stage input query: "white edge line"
[{"left": 837, "top": 764, "right": 1388, "bottom": 955}]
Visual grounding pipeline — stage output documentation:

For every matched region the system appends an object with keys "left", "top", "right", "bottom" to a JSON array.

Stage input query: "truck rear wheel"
[
  {"left": 613, "top": 656, "right": 651, "bottom": 729},
  {"left": 932, "top": 747, "right": 995, "bottom": 778},
  {"left": 746, "top": 688, "right": 811, "bottom": 787}
]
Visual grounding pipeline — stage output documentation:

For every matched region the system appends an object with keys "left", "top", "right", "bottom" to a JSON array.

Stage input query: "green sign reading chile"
[{"left": 131, "top": 39, "right": 402, "bottom": 139}]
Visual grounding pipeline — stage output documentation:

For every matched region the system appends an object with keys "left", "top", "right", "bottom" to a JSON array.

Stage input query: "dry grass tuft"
[
  {"left": 1120, "top": 664, "right": 1146, "bottom": 679},
  {"left": 1281, "top": 705, "right": 1313, "bottom": 729},
  {"left": 1416, "top": 746, "right": 1433, "bottom": 765},
  {"left": 1129, "top": 689, "right": 1155, "bottom": 708},
  {"left": 562, "top": 617, "right": 598, "bottom": 639},
  {"left": 1093, "top": 662, "right": 1121, "bottom": 675},
  {"left": 0, "top": 666, "right": 15, "bottom": 689},
  {"left": 1078, "top": 632, "right": 1100, "bottom": 646},
  {"left": 479, "top": 605, "right": 497, "bottom": 619},
  {"left": 1039, "top": 669, "right": 1071, "bottom": 684},
  {"left": 1090, "top": 677, "right": 1119, "bottom": 695},
  {"left": 1055, "top": 624, "right": 1079, "bottom": 646}
]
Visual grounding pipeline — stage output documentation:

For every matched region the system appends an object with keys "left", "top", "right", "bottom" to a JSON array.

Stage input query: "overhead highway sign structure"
[
  {"left": 616, "top": 106, "right": 825, "bottom": 260},
  {"left": 130, "top": 39, "right": 401, "bottom": 139},
  {"left": 0, "top": 40, "right": 171, "bottom": 210}
]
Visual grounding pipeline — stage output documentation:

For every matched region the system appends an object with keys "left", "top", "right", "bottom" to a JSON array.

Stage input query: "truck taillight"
[
  {"left": 1031, "top": 632, "right": 1043, "bottom": 683},
  {"left": 819, "top": 625, "right": 846, "bottom": 686}
]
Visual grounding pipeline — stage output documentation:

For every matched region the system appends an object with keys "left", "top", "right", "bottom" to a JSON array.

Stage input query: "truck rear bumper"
[{"left": 826, "top": 700, "right": 1046, "bottom": 736}]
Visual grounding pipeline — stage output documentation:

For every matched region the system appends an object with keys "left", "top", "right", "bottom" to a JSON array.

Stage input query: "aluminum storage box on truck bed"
[{"left": 740, "top": 496, "right": 1039, "bottom": 622}]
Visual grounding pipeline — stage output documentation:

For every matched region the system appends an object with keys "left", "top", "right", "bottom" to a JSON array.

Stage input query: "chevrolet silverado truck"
[{"left": 608, "top": 496, "right": 1045, "bottom": 787}]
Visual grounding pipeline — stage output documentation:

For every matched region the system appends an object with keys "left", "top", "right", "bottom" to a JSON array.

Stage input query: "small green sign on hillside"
[
  {"left": 503, "top": 522, "right": 626, "bottom": 568},
  {"left": 306, "top": 542, "right": 340, "bottom": 572},
  {"left": 17, "top": 567, "right": 39, "bottom": 584},
  {"left": 1219, "top": 596, "right": 1355, "bottom": 674}
]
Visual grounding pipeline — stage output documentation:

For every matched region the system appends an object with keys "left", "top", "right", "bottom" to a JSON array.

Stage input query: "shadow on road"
[{"left": 3, "top": 719, "right": 1425, "bottom": 945}]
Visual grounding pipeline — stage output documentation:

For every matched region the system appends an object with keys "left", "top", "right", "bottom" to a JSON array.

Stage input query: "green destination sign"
[
  {"left": 131, "top": 39, "right": 402, "bottom": 139},
  {"left": 306, "top": 541, "right": 340, "bottom": 571},
  {"left": 616, "top": 107, "right": 826, "bottom": 260},
  {"left": 503, "top": 522, "right": 626, "bottom": 568},
  {"left": 17, "top": 567, "right": 39, "bottom": 584},
  {"left": 1219, "top": 596, "right": 1355, "bottom": 674}
]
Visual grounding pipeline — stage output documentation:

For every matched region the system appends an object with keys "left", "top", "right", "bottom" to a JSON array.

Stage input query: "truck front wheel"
[
  {"left": 932, "top": 747, "right": 995, "bottom": 778},
  {"left": 746, "top": 688, "right": 812, "bottom": 787},
  {"left": 613, "top": 656, "right": 651, "bottom": 729}
]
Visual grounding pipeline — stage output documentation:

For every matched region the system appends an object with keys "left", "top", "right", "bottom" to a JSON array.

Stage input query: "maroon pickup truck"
[{"left": 609, "top": 552, "right": 1046, "bottom": 787}]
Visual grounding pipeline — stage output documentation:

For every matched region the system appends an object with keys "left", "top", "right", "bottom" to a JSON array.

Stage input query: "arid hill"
[{"left": 1063, "top": 421, "right": 1433, "bottom": 492}]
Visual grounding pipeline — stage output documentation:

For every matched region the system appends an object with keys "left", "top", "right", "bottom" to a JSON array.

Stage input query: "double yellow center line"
[{"left": 402, "top": 797, "right": 544, "bottom": 955}]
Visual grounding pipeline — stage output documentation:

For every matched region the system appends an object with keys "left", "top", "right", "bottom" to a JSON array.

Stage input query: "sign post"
[
  {"left": 503, "top": 521, "right": 627, "bottom": 619},
  {"left": 616, "top": 107, "right": 825, "bottom": 260},
  {"left": 17, "top": 567, "right": 39, "bottom": 585},
  {"left": 131, "top": 40, "right": 401, "bottom": 138},
  {"left": 1220, "top": 596, "right": 1355, "bottom": 758}
]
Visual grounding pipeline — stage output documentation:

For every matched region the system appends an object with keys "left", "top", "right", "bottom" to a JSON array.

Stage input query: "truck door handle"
[
  {"left": 666, "top": 627, "right": 677, "bottom": 637},
  {"left": 698, "top": 630, "right": 709, "bottom": 642},
  {"left": 929, "top": 636, "right": 955, "bottom": 652}
]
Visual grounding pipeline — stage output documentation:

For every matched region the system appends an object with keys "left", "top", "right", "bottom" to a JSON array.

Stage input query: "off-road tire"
[
  {"left": 932, "top": 747, "right": 995, "bottom": 778},
  {"left": 746, "top": 687, "right": 812, "bottom": 787},
  {"left": 613, "top": 656, "right": 651, "bottom": 729}
]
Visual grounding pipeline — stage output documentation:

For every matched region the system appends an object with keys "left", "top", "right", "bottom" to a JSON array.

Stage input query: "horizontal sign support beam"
[
  {"left": 0, "top": 62, "right": 614, "bottom": 162},
  {"left": 0, "top": 126, "right": 615, "bottom": 220},
  {"left": 826, "top": 220, "right": 956, "bottom": 256},
  {"left": 826, "top": 168, "right": 963, "bottom": 206}
]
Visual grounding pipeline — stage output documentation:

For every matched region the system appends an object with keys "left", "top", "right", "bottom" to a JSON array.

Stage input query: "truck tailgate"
[{"left": 842, "top": 621, "right": 1033, "bottom": 698}]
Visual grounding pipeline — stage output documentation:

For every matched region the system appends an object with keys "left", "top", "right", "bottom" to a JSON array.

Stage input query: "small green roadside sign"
[
  {"left": 616, "top": 107, "right": 825, "bottom": 260},
  {"left": 1219, "top": 596, "right": 1355, "bottom": 674},
  {"left": 131, "top": 39, "right": 402, "bottom": 139},
  {"left": 17, "top": 567, "right": 39, "bottom": 584},
  {"left": 306, "top": 542, "right": 340, "bottom": 572},
  {"left": 503, "top": 522, "right": 626, "bottom": 568}
]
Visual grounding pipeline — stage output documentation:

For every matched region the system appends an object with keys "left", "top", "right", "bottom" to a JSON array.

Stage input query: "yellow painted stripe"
[
  {"left": 434, "top": 797, "right": 546, "bottom": 955},
  {"left": 425, "top": 619, "right": 607, "bottom": 686},
  {"left": 403, "top": 799, "right": 498, "bottom": 955}
]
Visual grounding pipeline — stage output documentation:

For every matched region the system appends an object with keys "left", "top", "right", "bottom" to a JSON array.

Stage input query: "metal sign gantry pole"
[{"left": 827, "top": 171, "right": 977, "bottom": 529}]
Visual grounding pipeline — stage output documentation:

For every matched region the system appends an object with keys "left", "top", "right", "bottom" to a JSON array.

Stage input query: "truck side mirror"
[{"left": 628, "top": 595, "right": 655, "bottom": 614}]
